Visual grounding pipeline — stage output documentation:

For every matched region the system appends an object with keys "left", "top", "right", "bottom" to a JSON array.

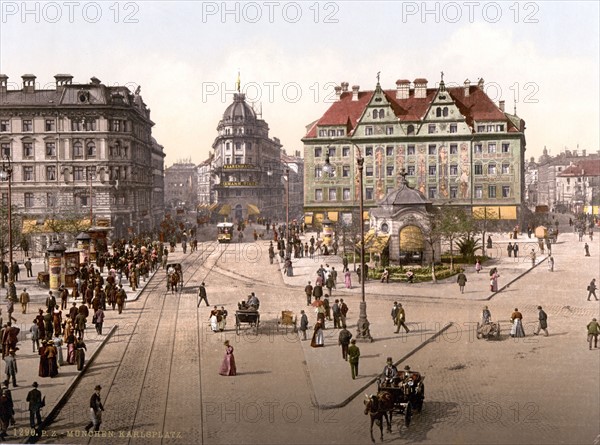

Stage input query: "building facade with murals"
[
  {"left": 302, "top": 77, "right": 527, "bottom": 231},
  {"left": 0, "top": 74, "right": 165, "bottom": 251},
  {"left": 211, "top": 92, "right": 285, "bottom": 222}
]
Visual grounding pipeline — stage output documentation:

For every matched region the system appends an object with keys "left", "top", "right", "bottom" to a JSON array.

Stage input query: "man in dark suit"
[{"left": 26, "top": 382, "right": 43, "bottom": 430}]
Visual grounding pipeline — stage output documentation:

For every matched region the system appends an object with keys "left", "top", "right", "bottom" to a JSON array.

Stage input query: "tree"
[
  {"left": 422, "top": 208, "right": 444, "bottom": 283},
  {"left": 0, "top": 204, "right": 23, "bottom": 288},
  {"left": 437, "top": 206, "right": 474, "bottom": 270}
]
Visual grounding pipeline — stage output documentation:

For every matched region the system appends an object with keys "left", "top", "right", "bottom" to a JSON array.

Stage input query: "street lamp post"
[
  {"left": 0, "top": 155, "right": 14, "bottom": 297},
  {"left": 285, "top": 167, "right": 290, "bottom": 240},
  {"left": 323, "top": 143, "right": 372, "bottom": 342}
]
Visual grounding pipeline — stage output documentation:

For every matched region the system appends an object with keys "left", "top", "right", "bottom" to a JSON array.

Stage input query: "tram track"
[{"left": 32, "top": 242, "right": 225, "bottom": 444}]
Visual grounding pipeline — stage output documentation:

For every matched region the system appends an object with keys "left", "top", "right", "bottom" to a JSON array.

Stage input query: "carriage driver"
[{"left": 381, "top": 357, "right": 399, "bottom": 386}]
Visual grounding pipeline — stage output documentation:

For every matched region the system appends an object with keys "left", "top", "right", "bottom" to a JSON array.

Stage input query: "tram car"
[{"left": 217, "top": 222, "right": 234, "bottom": 243}]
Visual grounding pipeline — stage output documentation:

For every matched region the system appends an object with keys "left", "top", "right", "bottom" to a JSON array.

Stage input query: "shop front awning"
[
  {"left": 247, "top": 204, "right": 261, "bottom": 215},
  {"left": 208, "top": 203, "right": 220, "bottom": 211},
  {"left": 218, "top": 204, "right": 232, "bottom": 216},
  {"left": 361, "top": 229, "right": 391, "bottom": 254},
  {"left": 399, "top": 225, "right": 424, "bottom": 252},
  {"left": 327, "top": 212, "right": 338, "bottom": 222},
  {"left": 304, "top": 214, "right": 313, "bottom": 225},
  {"left": 22, "top": 218, "right": 92, "bottom": 234}
]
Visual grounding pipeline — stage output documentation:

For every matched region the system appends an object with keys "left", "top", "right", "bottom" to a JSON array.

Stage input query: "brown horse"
[
  {"left": 364, "top": 392, "right": 393, "bottom": 442},
  {"left": 170, "top": 272, "right": 179, "bottom": 294}
]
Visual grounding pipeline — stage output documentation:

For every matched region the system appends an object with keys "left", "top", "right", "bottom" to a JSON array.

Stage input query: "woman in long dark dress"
[
  {"left": 66, "top": 333, "right": 76, "bottom": 365},
  {"left": 38, "top": 342, "right": 49, "bottom": 377},
  {"left": 219, "top": 340, "right": 236, "bottom": 376},
  {"left": 46, "top": 340, "right": 59, "bottom": 377}
]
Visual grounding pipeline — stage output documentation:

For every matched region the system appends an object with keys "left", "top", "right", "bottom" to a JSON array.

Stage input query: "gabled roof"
[
  {"left": 558, "top": 159, "right": 600, "bottom": 177},
  {"left": 304, "top": 84, "right": 518, "bottom": 138}
]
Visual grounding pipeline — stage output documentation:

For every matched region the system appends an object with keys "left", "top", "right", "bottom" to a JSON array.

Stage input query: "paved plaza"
[{"left": 0, "top": 220, "right": 598, "bottom": 444}]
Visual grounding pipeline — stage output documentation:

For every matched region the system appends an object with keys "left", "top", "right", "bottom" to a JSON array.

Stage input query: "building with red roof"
[{"left": 301, "top": 76, "right": 527, "bottom": 230}]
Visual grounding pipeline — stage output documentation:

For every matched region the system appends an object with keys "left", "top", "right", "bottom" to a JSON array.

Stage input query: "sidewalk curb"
[
  {"left": 318, "top": 322, "right": 455, "bottom": 410},
  {"left": 25, "top": 324, "right": 118, "bottom": 444},
  {"left": 485, "top": 257, "right": 548, "bottom": 301}
]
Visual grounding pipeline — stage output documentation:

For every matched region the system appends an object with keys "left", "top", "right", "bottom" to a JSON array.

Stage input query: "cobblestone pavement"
[{"left": 11, "top": 220, "right": 599, "bottom": 444}]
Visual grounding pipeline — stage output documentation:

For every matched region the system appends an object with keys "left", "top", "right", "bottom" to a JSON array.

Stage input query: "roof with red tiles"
[
  {"left": 304, "top": 84, "right": 519, "bottom": 138},
  {"left": 558, "top": 159, "right": 600, "bottom": 177}
]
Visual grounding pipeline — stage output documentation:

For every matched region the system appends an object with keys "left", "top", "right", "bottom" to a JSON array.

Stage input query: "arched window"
[
  {"left": 86, "top": 141, "right": 96, "bottom": 157},
  {"left": 378, "top": 109, "right": 385, "bottom": 119},
  {"left": 407, "top": 125, "right": 415, "bottom": 135},
  {"left": 372, "top": 109, "right": 378, "bottom": 119},
  {"left": 73, "top": 140, "right": 83, "bottom": 158},
  {"left": 436, "top": 107, "right": 442, "bottom": 117},
  {"left": 443, "top": 107, "right": 449, "bottom": 117}
]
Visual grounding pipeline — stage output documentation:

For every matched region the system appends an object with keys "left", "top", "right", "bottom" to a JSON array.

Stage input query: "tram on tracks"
[{"left": 217, "top": 222, "right": 234, "bottom": 243}]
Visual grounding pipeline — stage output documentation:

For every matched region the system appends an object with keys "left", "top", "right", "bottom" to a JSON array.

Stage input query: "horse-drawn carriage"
[
  {"left": 365, "top": 370, "right": 425, "bottom": 442},
  {"left": 377, "top": 370, "right": 425, "bottom": 423},
  {"left": 235, "top": 308, "right": 260, "bottom": 334},
  {"left": 476, "top": 321, "right": 501, "bottom": 340},
  {"left": 166, "top": 263, "right": 183, "bottom": 292}
]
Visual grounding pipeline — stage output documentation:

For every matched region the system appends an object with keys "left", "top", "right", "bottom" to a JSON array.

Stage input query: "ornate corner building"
[
  {"left": 0, "top": 74, "right": 165, "bottom": 247},
  {"left": 211, "top": 92, "right": 285, "bottom": 222},
  {"left": 302, "top": 77, "right": 526, "bottom": 226}
]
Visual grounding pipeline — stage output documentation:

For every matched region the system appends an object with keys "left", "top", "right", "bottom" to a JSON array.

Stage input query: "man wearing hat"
[
  {"left": 347, "top": 339, "right": 360, "bottom": 379},
  {"left": 45, "top": 291, "right": 57, "bottom": 313},
  {"left": 587, "top": 318, "right": 600, "bottom": 350},
  {"left": 85, "top": 385, "right": 104, "bottom": 432},
  {"left": 381, "top": 358, "right": 398, "bottom": 386},
  {"left": 197, "top": 282, "right": 209, "bottom": 307},
  {"left": 533, "top": 306, "right": 548, "bottom": 336},
  {"left": 19, "top": 288, "right": 30, "bottom": 314},
  {"left": 394, "top": 303, "right": 410, "bottom": 334},
  {"left": 26, "top": 382, "right": 43, "bottom": 429},
  {"left": 3, "top": 349, "right": 17, "bottom": 387},
  {"left": 304, "top": 281, "right": 313, "bottom": 306}
]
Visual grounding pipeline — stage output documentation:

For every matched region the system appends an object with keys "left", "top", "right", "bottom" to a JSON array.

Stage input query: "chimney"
[
  {"left": 334, "top": 85, "right": 342, "bottom": 101},
  {"left": 351, "top": 85, "right": 360, "bottom": 101},
  {"left": 0, "top": 75, "right": 7, "bottom": 93},
  {"left": 22, "top": 74, "right": 36, "bottom": 93},
  {"left": 464, "top": 79, "right": 471, "bottom": 97},
  {"left": 396, "top": 79, "right": 410, "bottom": 99},
  {"left": 414, "top": 78, "right": 427, "bottom": 99},
  {"left": 90, "top": 76, "right": 101, "bottom": 85},
  {"left": 54, "top": 74, "right": 73, "bottom": 91},
  {"left": 341, "top": 82, "right": 349, "bottom": 93},
  {"left": 499, "top": 100, "right": 505, "bottom": 112},
  {"left": 477, "top": 78, "right": 484, "bottom": 89}
]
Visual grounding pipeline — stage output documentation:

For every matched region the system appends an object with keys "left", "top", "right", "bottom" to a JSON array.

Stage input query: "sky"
[{"left": 1, "top": 1, "right": 598, "bottom": 167}]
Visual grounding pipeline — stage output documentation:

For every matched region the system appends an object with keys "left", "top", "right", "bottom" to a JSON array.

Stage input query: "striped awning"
[
  {"left": 209, "top": 203, "right": 220, "bottom": 211},
  {"left": 361, "top": 229, "right": 390, "bottom": 254},
  {"left": 399, "top": 225, "right": 424, "bottom": 252},
  {"left": 247, "top": 204, "right": 261, "bottom": 215}
]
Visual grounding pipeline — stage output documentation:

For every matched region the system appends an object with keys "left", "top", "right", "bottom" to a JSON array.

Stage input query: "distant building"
[
  {"left": 164, "top": 161, "right": 198, "bottom": 209},
  {"left": 197, "top": 155, "right": 214, "bottom": 206},
  {"left": 536, "top": 147, "right": 599, "bottom": 212},
  {"left": 302, "top": 76, "right": 526, "bottom": 228},
  {"left": 557, "top": 159, "right": 600, "bottom": 214},
  {"left": 0, "top": 73, "right": 164, "bottom": 247},
  {"left": 281, "top": 150, "right": 304, "bottom": 222}
]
